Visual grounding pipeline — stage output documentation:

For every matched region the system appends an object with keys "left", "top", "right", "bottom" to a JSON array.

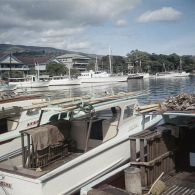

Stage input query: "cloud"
[
  {"left": 115, "top": 19, "right": 128, "bottom": 27},
  {"left": 0, "top": 0, "right": 140, "bottom": 50},
  {"left": 66, "top": 41, "right": 91, "bottom": 50},
  {"left": 137, "top": 7, "right": 182, "bottom": 23}
]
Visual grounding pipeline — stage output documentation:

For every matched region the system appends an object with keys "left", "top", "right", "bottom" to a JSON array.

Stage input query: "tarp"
[{"left": 27, "top": 124, "right": 65, "bottom": 151}]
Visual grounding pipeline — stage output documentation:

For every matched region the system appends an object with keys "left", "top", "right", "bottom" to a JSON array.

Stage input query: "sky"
[{"left": 0, "top": 0, "right": 194, "bottom": 56}]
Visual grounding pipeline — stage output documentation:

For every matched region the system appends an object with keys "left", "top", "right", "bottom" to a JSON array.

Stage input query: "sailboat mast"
[
  {"left": 35, "top": 60, "right": 39, "bottom": 81},
  {"left": 109, "top": 47, "right": 112, "bottom": 74},
  {"left": 68, "top": 64, "right": 71, "bottom": 79},
  {"left": 95, "top": 56, "right": 98, "bottom": 72}
]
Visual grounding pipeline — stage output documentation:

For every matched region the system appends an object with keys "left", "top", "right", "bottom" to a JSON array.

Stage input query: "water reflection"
[{"left": 16, "top": 76, "right": 195, "bottom": 104}]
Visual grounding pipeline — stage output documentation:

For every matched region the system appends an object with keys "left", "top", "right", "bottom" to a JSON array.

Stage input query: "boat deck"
[
  {"left": 0, "top": 152, "right": 82, "bottom": 178},
  {"left": 161, "top": 171, "right": 195, "bottom": 195},
  {"left": 88, "top": 171, "right": 195, "bottom": 195}
]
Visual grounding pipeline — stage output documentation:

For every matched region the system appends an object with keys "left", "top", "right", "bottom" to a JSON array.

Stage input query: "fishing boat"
[
  {"left": 0, "top": 91, "right": 161, "bottom": 195},
  {"left": 9, "top": 75, "right": 49, "bottom": 88},
  {"left": 127, "top": 73, "right": 143, "bottom": 79}
]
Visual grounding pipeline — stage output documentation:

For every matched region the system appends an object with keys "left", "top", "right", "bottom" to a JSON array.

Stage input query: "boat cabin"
[{"left": 9, "top": 75, "right": 37, "bottom": 83}]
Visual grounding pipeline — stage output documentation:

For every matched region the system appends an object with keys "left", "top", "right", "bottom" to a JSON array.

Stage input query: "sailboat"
[
  {"left": 156, "top": 60, "right": 189, "bottom": 78},
  {"left": 78, "top": 48, "right": 128, "bottom": 83},
  {"left": 128, "top": 60, "right": 149, "bottom": 79}
]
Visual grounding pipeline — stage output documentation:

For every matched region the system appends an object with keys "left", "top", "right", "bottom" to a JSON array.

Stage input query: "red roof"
[{"left": 17, "top": 56, "right": 52, "bottom": 66}]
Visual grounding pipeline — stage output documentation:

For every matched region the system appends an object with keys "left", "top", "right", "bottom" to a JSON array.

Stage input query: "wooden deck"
[{"left": 162, "top": 171, "right": 195, "bottom": 195}]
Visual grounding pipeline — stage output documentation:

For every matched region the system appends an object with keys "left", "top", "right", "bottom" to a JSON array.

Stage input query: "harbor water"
[{"left": 20, "top": 76, "right": 195, "bottom": 105}]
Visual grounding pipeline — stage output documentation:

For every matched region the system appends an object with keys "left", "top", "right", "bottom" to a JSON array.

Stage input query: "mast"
[
  {"left": 179, "top": 58, "right": 183, "bottom": 71},
  {"left": 35, "top": 61, "right": 40, "bottom": 81},
  {"left": 95, "top": 56, "right": 98, "bottom": 72},
  {"left": 109, "top": 47, "right": 112, "bottom": 74},
  {"left": 68, "top": 64, "right": 71, "bottom": 79},
  {"left": 9, "top": 52, "right": 12, "bottom": 78},
  {"left": 139, "top": 60, "right": 142, "bottom": 73},
  {"left": 163, "top": 63, "right": 166, "bottom": 73}
]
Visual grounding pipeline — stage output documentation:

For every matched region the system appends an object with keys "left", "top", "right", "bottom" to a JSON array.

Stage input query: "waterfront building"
[
  {"left": 56, "top": 54, "right": 90, "bottom": 71},
  {"left": 0, "top": 54, "right": 29, "bottom": 77}
]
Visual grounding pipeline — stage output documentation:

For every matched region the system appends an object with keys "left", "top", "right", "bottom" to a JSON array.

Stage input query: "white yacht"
[
  {"left": 78, "top": 70, "right": 127, "bottom": 83},
  {"left": 0, "top": 94, "right": 161, "bottom": 195}
]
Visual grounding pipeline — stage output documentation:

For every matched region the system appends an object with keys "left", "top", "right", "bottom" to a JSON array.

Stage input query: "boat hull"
[
  {"left": 9, "top": 81, "right": 49, "bottom": 88},
  {"left": 80, "top": 76, "right": 128, "bottom": 83},
  {"left": 49, "top": 79, "right": 81, "bottom": 86}
]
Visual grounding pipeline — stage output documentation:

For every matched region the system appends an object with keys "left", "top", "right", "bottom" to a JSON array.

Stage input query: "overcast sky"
[{"left": 0, "top": 0, "right": 194, "bottom": 56}]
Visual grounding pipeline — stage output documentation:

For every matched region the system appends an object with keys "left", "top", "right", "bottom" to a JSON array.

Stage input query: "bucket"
[{"left": 124, "top": 166, "right": 142, "bottom": 194}]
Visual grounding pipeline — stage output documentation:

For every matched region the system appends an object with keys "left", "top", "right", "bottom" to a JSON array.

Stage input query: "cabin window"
[
  {"left": 123, "top": 105, "right": 134, "bottom": 119},
  {"left": 95, "top": 107, "right": 120, "bottom": 122},
  {"left": 49, "top": 114, "right": 59, "bottom": 121},
  {"left": 145, "top": 116, "right": 151, "bottom": 123},
  {"left": 60, "top": 112, "right": 67, "bottom": 119}
]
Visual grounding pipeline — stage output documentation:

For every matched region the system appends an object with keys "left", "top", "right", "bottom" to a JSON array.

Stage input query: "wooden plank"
[
  {"left": 130, "top": 139, "right": 136, "bottom": 161},
  {"left": 140, "top": 139, "right": 146, "bottom": 186}
]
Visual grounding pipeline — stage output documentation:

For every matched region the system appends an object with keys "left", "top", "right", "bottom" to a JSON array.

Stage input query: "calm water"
[{"left": 25, "top": 76, "right": 195, "bottom": 105}]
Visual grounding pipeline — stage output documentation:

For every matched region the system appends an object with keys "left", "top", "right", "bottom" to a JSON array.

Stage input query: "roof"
[
  {"left": 56, "top": 54, "right": 90, "bottom": 60},
  {"left": 0, "top": 54, "right": 23, "bottom": 64},
  {"left": 17, "top": 56, "right": 52, "bottom": 66}
]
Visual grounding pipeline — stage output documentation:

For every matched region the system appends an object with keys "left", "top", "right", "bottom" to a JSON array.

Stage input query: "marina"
[
  {"left": 0, "top": 0, "right": 194, "bottom": 194},
  {"left": 0, "top": 74, "right": 194, "bottom": 195}
]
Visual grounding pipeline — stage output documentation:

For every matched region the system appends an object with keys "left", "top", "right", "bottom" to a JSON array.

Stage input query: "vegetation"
[
  {"left": 126, "top": 50, "right": 195, "bottom": 74},
  {"left": 46, "top": 63, "right": 68, "bottom": 76},
  {"left": 88, "top": 50, "right": 195, "bottom": 74}
]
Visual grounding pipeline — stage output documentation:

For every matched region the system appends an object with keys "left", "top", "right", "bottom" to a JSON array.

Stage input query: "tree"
[{"left": 46, "top": 63, "right": 67, "bottom": 76}]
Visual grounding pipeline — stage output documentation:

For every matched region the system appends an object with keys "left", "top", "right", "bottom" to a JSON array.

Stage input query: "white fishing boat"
[
  {"left": 9, "top": 75, "right": 49, "bottom": 88},
  {"left": 0, "top": 92, "right": 161, "bottom": 195},
  {"left": 49, "top": 76, "right": 81, "bottom": 86}
]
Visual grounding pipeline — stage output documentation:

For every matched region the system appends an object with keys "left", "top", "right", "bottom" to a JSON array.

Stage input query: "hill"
[{"left": 0, "top": 44, "right": 98, "bottom": 58}]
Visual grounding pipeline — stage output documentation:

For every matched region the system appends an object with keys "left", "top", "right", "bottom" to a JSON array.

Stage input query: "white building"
[{"left": 56, "top": 54, "right": 90, "bottom": 71}]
